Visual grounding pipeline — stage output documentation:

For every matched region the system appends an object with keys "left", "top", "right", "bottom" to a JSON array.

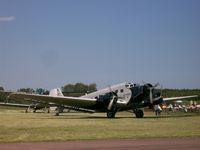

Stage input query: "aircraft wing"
[
  {"left": 8, "top": 93, "right": 97, "bottom": 108},
  {"left": 0, "top": 102, "right": 30, "bottom": 108},
  {"left": 163, "top": 95, "right": 198, "bottom": 101}
]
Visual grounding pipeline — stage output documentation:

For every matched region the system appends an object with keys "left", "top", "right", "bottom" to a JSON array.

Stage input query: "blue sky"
[{"left": 0, "top": 0, "right": 200, "bottom": 90}]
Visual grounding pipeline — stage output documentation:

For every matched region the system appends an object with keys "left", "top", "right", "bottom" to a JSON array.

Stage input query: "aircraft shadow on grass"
[{"left": 34, "top": 112, "right": 199, "bottom": 120}]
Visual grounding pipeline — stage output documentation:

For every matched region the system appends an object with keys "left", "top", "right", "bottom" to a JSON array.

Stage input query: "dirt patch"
[{"left": 0, "top": 138, "right": 199, "bottom": 150}]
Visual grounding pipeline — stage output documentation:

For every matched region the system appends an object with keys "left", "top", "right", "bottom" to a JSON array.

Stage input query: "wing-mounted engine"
[{"left": 95, "top": 91, "right": 118, "bottom": 118}]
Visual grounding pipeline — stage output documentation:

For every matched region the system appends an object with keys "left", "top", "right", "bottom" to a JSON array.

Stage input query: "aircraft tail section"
[{"left": 50, "top": 88, "right": 64, "bottom": 97}]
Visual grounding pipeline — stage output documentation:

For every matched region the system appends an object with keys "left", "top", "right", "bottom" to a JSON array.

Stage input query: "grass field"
[{"left": 0, "top": 106, "right": 200, "bottom": 143}]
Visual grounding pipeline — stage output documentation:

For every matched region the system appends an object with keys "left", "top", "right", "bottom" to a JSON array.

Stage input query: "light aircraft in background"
[
  {"left": 0, "top": 90, "right": 51, "bottom": 113},
  {"left": 8, "top": 82, "right": 198, "bottom": 118},
  {"left": 0, "top": 101, "right": 51, "bottom": 113}
]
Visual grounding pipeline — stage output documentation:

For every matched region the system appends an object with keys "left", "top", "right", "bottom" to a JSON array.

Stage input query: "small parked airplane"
[
  {"left": 8, "top": 82, "right": 197, "bottom": 118},
  {"left": 0, "top": 102, "right": 51, "bottom": 113},
  {"left": 0, "top": 90, "right": 51, "bottom": 113}
]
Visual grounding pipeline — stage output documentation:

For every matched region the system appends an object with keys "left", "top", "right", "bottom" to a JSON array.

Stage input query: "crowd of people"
[{"left": 154, "top": 100, "right": 200, "bottom": 116}]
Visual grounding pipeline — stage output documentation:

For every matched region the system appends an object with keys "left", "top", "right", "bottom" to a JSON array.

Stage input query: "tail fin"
[{"left": 49, "top": 88, "right": 64, "bottom": 97}]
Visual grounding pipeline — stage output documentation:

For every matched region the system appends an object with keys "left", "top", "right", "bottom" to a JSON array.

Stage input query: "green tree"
[
  {"left": 88, "top": 83, "right": 97, "bottom": 93},
  {"left": 162, "top": 89, "right": 200, "bottom": 102},
  {"left": 18, "top": 88, "right": 35, "bottom": 93},
  {"left": 62, "top": 83, "right": 97, "bottom": 96},
  {"left": 43, "top": 90, "right": 49, "bottom": 95},
  {"left": 74, "top": 83, "right": 87, "bottom": 93},
  {"left": 35, "top": 88, "right": 46, "bottom": 95},
  {"left": 0, "top": 86, "right": 4, "bottom": 91},
  {"left": 62, "top": 84, "right": 75, "bottom": 93}
]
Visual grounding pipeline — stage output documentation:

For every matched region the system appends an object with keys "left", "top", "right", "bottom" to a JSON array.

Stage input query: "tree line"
[
  {"left": 161, "top": 89, "right": 200, "bottom": 101},
  {"left": 62, "top": 83, "right": 97, "bottom": 96},
  {"left": 0, "top": 83, "right": 97, "bottom": 101}
]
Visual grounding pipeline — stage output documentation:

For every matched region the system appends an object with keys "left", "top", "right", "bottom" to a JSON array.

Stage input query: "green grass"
[{"left": 0, "top": 106, "right": 200, "bottom": 143}]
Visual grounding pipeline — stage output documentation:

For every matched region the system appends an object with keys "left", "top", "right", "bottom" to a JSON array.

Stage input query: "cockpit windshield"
[{"left": 125, "top": 83, "right": 135, "bottom": 88}]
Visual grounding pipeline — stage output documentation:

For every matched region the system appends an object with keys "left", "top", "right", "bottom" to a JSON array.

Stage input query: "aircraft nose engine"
[{"left": 144, "top": 83, "right": 162, "bottom": 105}]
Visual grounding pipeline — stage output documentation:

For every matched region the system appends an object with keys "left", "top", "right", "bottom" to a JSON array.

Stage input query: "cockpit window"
[
  {"left": 125, "top": 83, "right": 133, "bottom": 88},
  {"left": 125, "top": 84, "right": 129, "bottom": 88}
]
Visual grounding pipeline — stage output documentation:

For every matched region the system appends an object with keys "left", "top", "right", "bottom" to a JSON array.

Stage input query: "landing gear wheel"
[
  {"left": 107, "top": 111, "right": 116, "bottom": 118},
  {"left": 55, "top": 107, "right": 60, "bottom": 116},
  {"left": 134, "top": 109, "right": 144, "bottom": 118},
  {"left": 106, "top": 92, "right": 118, "bottom": 119},
  {"left": 55, "top": 112, "right": 59, "bottom": 116}
]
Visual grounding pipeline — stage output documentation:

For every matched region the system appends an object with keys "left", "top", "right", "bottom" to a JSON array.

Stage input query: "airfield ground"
[
  {"left": 0, "top": 106, "right": 200, "bottom": 149},
  {"left": 0, "top": 106, "right": 200, "bottom": 143}
]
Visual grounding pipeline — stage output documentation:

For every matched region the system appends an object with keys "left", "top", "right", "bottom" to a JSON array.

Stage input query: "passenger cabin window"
[{"left": 120, "top": 89, "right": 124, "bottom": 93}]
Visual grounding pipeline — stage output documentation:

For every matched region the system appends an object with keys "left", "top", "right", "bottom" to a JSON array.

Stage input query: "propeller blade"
[
  {"left": 150, "top": 87, "right": 153, "bottom": 104},
  {"left": 107, "top": 86, "right": 118, "bottom": 110},
  {"left": 107, "top": 92, "right": 118, "bottom": 110},
  {"left": 107, "top": 97, "right": 115, "bottom": 110}
]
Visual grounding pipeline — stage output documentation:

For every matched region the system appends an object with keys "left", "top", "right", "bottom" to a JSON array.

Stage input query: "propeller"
[
  {"left": 144, "top": 83, "right": 160, "bottom": 104},
  {"left": 160, "top": 84, "right": 163, "bottom": 96},
  {"left": 149, "top": 87, "right": 153, "bottom": 104},
  {"left": 154, "top": 83, "right": 160, "bottom": 88},
  {"left": 107, "top": 86, "right": 118, "bottom": 111}
]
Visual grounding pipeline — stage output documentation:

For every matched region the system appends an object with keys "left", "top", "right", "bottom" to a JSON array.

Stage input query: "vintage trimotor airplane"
[{"left": 8, "top": 82, "right": 197, "bottom": 118}]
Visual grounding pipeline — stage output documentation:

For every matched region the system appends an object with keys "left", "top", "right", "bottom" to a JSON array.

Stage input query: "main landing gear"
[
  {"left": 107, "top": 108, "right": 117, "bottom": 118},
  {"left": 133, "top": 109, "right": 144, "bottom": 118},
  {"left": 55, "top": 106, "right": 64, "bottom": 116},
  {"left": 107, "top": 109, "right": 144, "bottom": 118},
  {"left": 106, "top": 93, "right": 118, "bottom": 118}
]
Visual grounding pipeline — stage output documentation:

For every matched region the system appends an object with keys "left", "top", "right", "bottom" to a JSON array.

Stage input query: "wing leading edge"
[{"left": 163, "top": 95, "right": 198, "bottom": 101}]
